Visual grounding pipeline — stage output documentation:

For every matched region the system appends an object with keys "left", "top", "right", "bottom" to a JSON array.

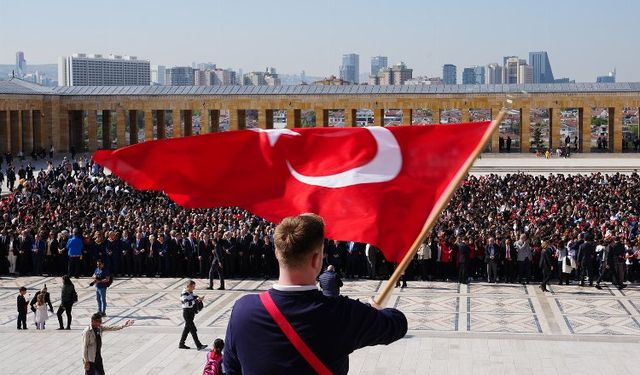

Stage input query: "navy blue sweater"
[{"left": 223, "top": 288, "right": 407, "bottom": 374}]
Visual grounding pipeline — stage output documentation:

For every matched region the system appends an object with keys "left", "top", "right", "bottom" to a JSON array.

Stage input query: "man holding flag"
[{"left": 223, "top": 213, "right": 407, "bottom": 374}]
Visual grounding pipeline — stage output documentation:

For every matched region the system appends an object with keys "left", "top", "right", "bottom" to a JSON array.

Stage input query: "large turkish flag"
[{"left": 93, "top": 122, "right": 491, "bottom": 263}]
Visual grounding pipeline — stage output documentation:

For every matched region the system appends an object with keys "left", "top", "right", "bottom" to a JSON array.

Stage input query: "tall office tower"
[
  {"left": 443, "top": 64, "right": 457, "bottom": 84},
  {"left": 370, "top": 56, "right": 388, "bottom": 76},
  {"left": 151, "top": 65, "right": 166, "bottom": 85},
  {"left": 339, "top": 53, "right": 359, "bottom": 84},
  {"left": 503, "top": 57, "right": 531, "bottom": 84},
  {"left": 486, "top": 63, "right": 503, "bottom": 84},
  {"left": 529, "top": 51, "right": 555, "bottom": 83},
  {"left": 165, "top": 66, "right": 196, "bottom": 86},
  {"left": 15, "top": 51, "right": 27, "bottom": 78}
]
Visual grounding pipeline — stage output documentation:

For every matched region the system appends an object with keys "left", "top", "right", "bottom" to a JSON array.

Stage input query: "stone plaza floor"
[{"left": 1, "top": 276, "right": 639, "bottom": 374}]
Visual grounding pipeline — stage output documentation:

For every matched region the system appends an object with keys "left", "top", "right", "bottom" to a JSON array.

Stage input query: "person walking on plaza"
[
  {"left": 318, "top": 264, "right": 343, "bottom": 297},
  {"left": 539, "top": 240, "right": 554, "bottom": 292},
  {"left": 30, "top": 285, "right": 53, "bottom": 325},
  {"left": 82, "top": 313, "right": 134, "bottom": 375},
  {"left": 16, "top": 286, "right": 28, "bottom": 330},
  {"left": 223, "top": 214, "right": 407, "bottom": 374},
  {"left": 179, "top": 280, "right": 208, "bottom": 350},
  {"left": 207, "top": 238, "right": 225, "bottom": 291},
  {"left": 577, "top": 234, "right": 596, "bottom": 287},
  {"left": 91, "top": 259, "right": 111, "bottom": 317},
  {"left": 57, "top": 275, "right": 78, "bottom": 330}
]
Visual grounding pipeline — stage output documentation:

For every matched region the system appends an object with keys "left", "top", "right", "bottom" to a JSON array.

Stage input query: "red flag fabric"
[{"left": 93, "top": 122, "right": 491, "bottom": 263}]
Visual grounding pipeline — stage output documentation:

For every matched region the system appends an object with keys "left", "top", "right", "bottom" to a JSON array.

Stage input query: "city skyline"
[{"left": 1, "top": 0, "right": 638, "bottom": 82}]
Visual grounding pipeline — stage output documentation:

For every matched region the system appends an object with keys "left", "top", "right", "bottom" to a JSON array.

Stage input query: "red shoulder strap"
[{"left": 259, "top": 291, "right": 333, "bottom": 375}]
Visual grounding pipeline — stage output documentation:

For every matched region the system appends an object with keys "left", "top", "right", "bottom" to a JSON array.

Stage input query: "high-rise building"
[
  {"left": 339, "top": 53, "right": 359, "bottom": 84},
  {"left": 165, "top": 66, "right": 196, "bottom": 86},
  {"left": 596, "top": 68, "right": 616, "bottom": 83},
  {"left": 443, "top": 64, "right": 457, "bottom": 84},
  {"left": 486, "top": 63, "right": 503, "bottom": 84},
  {"left": 473, "top": 66, "right": 485, "bottom": 84},
  {"left": 151, "top": 65, "right": 166, "bottom": 85},
  {"left": 15, "top": 51, "right": 27, "bottom": 78},
  {"left": 196, "top": 62, "right": 216, "bottom": 71},
  {"left": 503, "top": 57, "right": 531, "bottom": 84},
  {"left": 243, "top": 68, "right": 281, "bottom": 86},
  {"left": 369, "top": 62, "right": 413, "bottom": 85},
  {"left": 213, "top": 68, "right": 237, "bottom": 85},
  {"left": 370, "top": 56, "right": 388, "bottom": 76},
  {"left": 462, "top": 68, "right": 476, "bottom": 84},
  {"left": 58, "top": 53, "right": 151, "bottom": 86},
  {"left": 528, "top": 51, "right": 555, "bottom": 84}
]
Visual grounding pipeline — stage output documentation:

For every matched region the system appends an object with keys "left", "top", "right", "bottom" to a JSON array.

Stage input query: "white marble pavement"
[{"left": 1, "top": 276, "right": 639, "bottom": 374}]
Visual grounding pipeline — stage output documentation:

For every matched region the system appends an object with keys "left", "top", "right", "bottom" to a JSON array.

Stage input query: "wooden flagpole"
[{"left": 373, "top": 108, "right": 508, "bottom": 307}]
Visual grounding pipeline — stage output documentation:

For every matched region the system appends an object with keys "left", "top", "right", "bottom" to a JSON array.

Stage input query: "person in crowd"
[
  {"left": 66, "top": 229, "right": 83, "bottom": 279},
  {"left": 539, "top": 240, "right": 554, "bottom": 292},
  {"left": 57, "top": 275, "right": 77, "bottom": 330},
  {"left": 179, "top": 280, "right": 208, "bottom": 350},
  {"left": 207, "top": 235, "right": 225, "bottom": 291},
  {"left": 485, "top": 237, "right": 500, "bottom": 283},
  {"left": 515, "top": 234, "right": 532, "bottom": 284},
  {"left": 82, "top": 313, "right": 134, "bottom": 375},
  {"left": 318, "top": 264, "right": 343, "bottom": 297},
  {"left": 223, "top": 214, "right": 407, "bottom": 374},
  {"left": 577, "top": 234, "right": 597, "bottom": 287}
]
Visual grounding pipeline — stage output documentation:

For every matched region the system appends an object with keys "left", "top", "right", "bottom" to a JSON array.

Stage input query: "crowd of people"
[{"left": 0, "top": 156, "right": 639, "bottom": 290}]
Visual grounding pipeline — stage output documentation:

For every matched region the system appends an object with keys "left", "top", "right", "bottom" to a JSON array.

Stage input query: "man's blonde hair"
[{"left": 274, "top": 214, "right": 325, "bottom": 268}]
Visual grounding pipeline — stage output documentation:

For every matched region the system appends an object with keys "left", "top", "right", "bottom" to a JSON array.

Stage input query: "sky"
[{"left": 0, "top": 0, "right": 638, "bottom": 81}]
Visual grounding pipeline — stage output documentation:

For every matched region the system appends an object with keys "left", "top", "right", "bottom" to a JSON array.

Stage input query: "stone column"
[
  {"left": 286, "top": 109, "right": 297, "bottom": 128},
  {"left": 230, "top": 109, "right": 246, "bottom": 130},
  {"left": 579, "top": 107, "right": 590, "bottom": 153},
  {"left": 172, "top": 109, "right": 182, "bottom": 137},
  {"left": 210, "top": 110, "right": 220, "bottom": 133},
  {"left": 520, "top": 107, "right": 530, "bottom": 153},
  {"left": 117, "top": 108, "right": 126, "bottom": 148},
  {"left": 461, "top": 108, "right": 470, "bottom": 123},
  {"left": 144, "top": 109, "right": 154, "bottom": 141},
  {"left": 157, "top": 110, "right": 166, "bottom": 139},
  {"left": 374, "top": 109, "right": 384, "bottom": 126},
  {"left": 550, "top": 107, "right": 561, "bottom": 150},
  {"left": 58, "top": 109, "right": 69, "bottom": 153},
  {"left": 184, "top": 110, "right": 193, "bottom": 136},
  {"left": 33, "top": 110, "right": 42, "bottom": 151},
  {"left": 490, "top": 109, "right": 500, "bottom": 153},
  {"left": 17, "top": 110, "right": 25, "bottom": 153},
  {"left": 316, "top": 109, "right": 328, "bottom": 127},
  {"left": 608, "top": 107, "right": 621, "bottom": 152},
  {"left": 129, "top": 110, "right": 138, "bottom": 144},
  {"left": 88, "top": 110, "right": 97, "bottom": 151},
  {"left": 402, "top": 108, "right": 412, "bottom": 125},
  {"left": 262, "top": 109, "right": 274, "bottom": 129},
  {"left": 344, "top": 109, "right": 357, "bottom": 127},
  {"left": 102, "top": 110, "right": 112, "bottom": 149},
  {"left": 432, "top": 108, "right": 441, "bottom": 124},
  {"left": 200, "top": 109, "right": 209, "bottom": 134},
  {"left": 0, "top": 111, "right": 9, "bottom": 153},
  {"left": 23, "top": 110, "right": 34, "bottom": 154}
]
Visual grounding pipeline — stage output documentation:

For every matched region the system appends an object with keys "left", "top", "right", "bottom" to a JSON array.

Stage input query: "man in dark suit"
[
  {"left": 318, "top": 265, "right": 343, "bottom": 297},
  {"left": 539, "top": 240, "right": 554, "bottom": 292},
  {"left": 456, "top": 236, "right": 470, "bottom": 284},
  {"left": 501, "top": 238, "right": 517, "bottom": 283},
  {"left": 485, "top": 237, "right": 500, "bottom": 283},
  {"left": 31, "top": 233, "right": 46, "bottom": 276},
  {"left": 223, "top": 214, "right": 406, "bottom": 374},
  {"left": 182, "top": 232, "right": 197, "bottom": 278},
  {"left": 577, "top": 234, "right": 596, "bottom": 287},
  {"left": 207, "top": 236, "right": 225, "bottom": 290}
]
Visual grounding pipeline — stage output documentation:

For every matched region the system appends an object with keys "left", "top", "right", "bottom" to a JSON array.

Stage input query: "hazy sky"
[{"left": 1, "top": 0, "right": 637, "bottom": 81}]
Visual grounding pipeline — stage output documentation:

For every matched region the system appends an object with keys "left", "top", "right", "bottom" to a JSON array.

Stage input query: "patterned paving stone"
[
  {"left": 468, "top": 284, "right": 528, "bottom": 295},
  {"left": 467, "top": 313, "right": 542, "bottom": 333},
  {"left": 395, "top": 296, "right": 459, "bottom": 312},
  {"left": 555, "top": 298, "right": 631, "bottom": 316},
  {"left": 404, "top": 312, "right": 459, "bottom": 331},
  {"left": 468, "top": 297, "right": 534, "bottom": 314},
  {"left": 563, "top": 315, "right": 640, "bottom": 335}
]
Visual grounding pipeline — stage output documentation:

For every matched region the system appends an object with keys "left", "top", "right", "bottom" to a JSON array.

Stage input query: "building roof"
[{"left": 3, "top": 78, "right": 640, "bottom": 96}]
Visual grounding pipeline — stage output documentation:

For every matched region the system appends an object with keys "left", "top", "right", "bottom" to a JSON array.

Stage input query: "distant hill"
[{"left": 0, "top": 64, "right": 57, "bottom": 80}]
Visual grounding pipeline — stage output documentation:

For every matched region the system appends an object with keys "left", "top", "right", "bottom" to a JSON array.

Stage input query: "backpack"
[{"left": 202, "top": 352, "right": 222, "bottom": 375}]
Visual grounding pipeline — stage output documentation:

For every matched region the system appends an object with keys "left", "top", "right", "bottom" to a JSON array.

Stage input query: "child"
[
  {"left": 202, "top": 338, "right": 224, "bottom": 375},
  {"left": 34, "top": 293, "right": 49, "bottom": 330},
  {"left": 17, "top": 287, "right": 28, "bottom": 330}
]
